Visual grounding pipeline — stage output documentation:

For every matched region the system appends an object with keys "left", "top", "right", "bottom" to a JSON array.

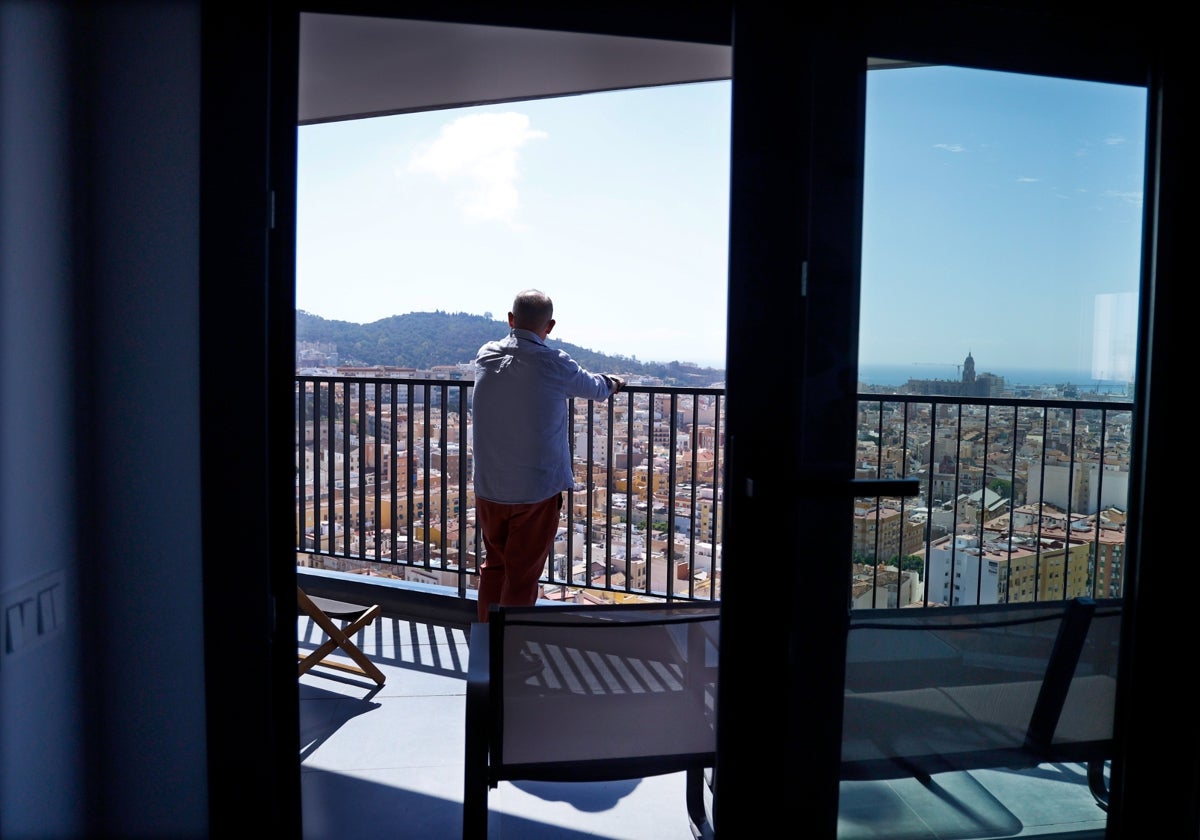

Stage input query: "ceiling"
[{"left": 298, "top": 12, "right": 733, "bottom": 125}]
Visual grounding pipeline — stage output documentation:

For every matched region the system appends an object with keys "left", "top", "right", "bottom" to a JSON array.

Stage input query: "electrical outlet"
[{"left": 2, "top": 569, "right": 66, "bottom": 665}]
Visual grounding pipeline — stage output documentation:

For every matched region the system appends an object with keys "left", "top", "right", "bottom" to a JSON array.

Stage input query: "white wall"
[
  {"left": 1, "top": 1, "right": 208, "bottom": 835},
  {"left": 1, "top": 3, "right": 87, "bottom": 833}
]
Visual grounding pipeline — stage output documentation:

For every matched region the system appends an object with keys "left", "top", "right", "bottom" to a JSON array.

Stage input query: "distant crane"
[{"left": 912, "top": 362, "right": 962, "bottom": 378}]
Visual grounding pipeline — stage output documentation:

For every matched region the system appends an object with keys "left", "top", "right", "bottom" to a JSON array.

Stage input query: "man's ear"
[
  {"left": 507, "top": 312, "right": 515, "bottom": 327},
  {"left": 545, "top": 319, "right": 555, "bottom": 335}
]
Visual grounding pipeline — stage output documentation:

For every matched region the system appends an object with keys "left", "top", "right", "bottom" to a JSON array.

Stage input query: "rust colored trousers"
[{"left": 475, "top": 493, "right": 562, "bottom": 622}]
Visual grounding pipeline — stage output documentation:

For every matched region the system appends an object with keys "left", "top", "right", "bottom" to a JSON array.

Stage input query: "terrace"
[
  {"left": 296, "top": 374, "right": 1129, "bottom": 838},
  {"left": 297, "top": 587, "right": 1110, "bottom": 839}
]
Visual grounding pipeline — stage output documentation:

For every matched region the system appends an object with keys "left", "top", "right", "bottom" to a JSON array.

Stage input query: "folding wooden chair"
[{"left": 297, "top": 586, "right": 386, "bottom": 685}]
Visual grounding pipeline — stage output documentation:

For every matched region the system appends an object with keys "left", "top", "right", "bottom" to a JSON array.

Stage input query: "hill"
[{"left": 296, "top": 311, "right": 725, "bottom": 387}]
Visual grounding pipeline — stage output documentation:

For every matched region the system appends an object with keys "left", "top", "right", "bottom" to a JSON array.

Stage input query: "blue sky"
[
  {"left": 861, "top": 66, "right": 1146, "bottom": 381},
  {"left": 297, "top": 65, "right": 1146, "bottom": 377},
  {"left": 297, "top": 80, "right": 732, "bottom": 368}
]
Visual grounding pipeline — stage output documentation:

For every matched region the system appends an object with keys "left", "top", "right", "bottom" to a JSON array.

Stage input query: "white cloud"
[
  {"left": 1016, "top": 176, "right": 1039, "bottom": 183},
  {"left": 405, "top": 112, "right": 547, "bottom": 224},
  {"left": 1104, "top": 189, "right": 1143, "bottom": 206},
  {"left": 1104, "top": 135, "right": 1126, "bottom": 146},
  {"left": 933, "top": 143, "right": 965, "bottom": 152}
]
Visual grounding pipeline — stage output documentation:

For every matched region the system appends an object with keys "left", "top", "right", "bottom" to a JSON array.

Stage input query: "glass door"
[
  {"left": 716, "top": 6, "right": 1150, "bottom": 836},
  {"left": 840, "top": 62, "right": 1146, "bottom": 838}
]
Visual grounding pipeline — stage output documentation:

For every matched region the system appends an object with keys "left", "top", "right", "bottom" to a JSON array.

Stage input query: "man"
[{"left": 471, "top": 289, "right": 625, "bottom": 624}]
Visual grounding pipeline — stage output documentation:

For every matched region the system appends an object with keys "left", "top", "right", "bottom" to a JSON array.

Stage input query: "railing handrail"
[{"left": 295, "top": 374, "right": 1132, "bottom": 610}]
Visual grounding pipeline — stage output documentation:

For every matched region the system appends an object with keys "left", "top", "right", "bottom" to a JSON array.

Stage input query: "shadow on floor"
[
  {"left": 299, "top": 682, "right": 383, "bottom": 762},
  {"left": 302, "top": 770, "right": 665, "bottom": 840},
  {"left": 509, "top": 777, "right": 643, "bottom": 812}
]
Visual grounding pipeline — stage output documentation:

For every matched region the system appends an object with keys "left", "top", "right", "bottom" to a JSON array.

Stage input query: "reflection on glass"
[{"left": 841, "top": 62, "right": 1145, "bottom": 840}]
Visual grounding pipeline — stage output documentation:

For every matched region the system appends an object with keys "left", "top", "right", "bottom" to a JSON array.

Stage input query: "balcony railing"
[
  {"left": 296, "top": 374, "right": 1132, "bottom": 610},
  {"left": 853, "top": 392, "right": 1133, "bottom": 609},
  {"left": 296, "top": 374, "right": 725, "bottom": 604}
]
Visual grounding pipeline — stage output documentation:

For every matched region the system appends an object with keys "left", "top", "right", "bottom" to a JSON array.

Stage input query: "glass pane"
[
  {"left": 860, "top": 66, "right": 1144, "bottom": 392},
  {"left": 854, "top": 65, "right": 1145, "bottom": 608},
  {"left": 841, "top": 63, "right": 1145, "bottom": 839}
]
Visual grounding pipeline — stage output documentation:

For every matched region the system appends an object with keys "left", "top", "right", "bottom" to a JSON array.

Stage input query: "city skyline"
[{"left": 297, "top": 65, "right": 1147, "bottom": 375}]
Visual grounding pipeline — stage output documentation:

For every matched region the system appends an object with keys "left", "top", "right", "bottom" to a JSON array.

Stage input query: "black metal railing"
[
  {"left": 296, "top": 375, "right": 1132, "bottom": 610},
  {"left": 296, "top": 375, "right": 725, "bottom": 604},
  {"left": 853, "top": 392, "right": 1133, "bottom": 609}
]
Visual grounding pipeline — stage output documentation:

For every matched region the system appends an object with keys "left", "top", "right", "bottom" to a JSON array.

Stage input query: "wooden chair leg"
[{"left": 297, "top": 588, "right": 386, "bottom": 685}]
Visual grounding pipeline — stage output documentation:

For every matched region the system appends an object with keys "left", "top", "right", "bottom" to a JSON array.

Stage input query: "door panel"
[
  {"left": 717, "top": 9, "right": 865, "bottom": 834},
  {"left": 718, "top": 6, "right": 1150, "bottom": 836},
  {"left": 839, "top": 56, "right": 1146, "bottom": 840}
]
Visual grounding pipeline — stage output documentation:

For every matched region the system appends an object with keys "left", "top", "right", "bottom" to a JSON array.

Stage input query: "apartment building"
[
  {"left": 925, "top": 532, "right": 1091, "bottom": 606},
  {"left": 1027, "top": 458, "right": 1132, "bottom": 515},
  {"left": 851, "top": 501, "right": 925, "bottom": 563},
  {"left": 986, "top": 507, "right": 1129, "bottom": 599},
  {"left": 850, "top": 564, "right": 921, "bottom": 609}
]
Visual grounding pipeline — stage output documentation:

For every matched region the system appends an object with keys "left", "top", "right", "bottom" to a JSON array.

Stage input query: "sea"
[{"left": 857, "top": 363, "right": 1132, "bottom": 396}]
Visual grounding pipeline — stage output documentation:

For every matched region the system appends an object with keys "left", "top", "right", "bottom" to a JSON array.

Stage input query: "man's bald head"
[{"left": 510, "top": 289, "right": 555, "bottom": 335}]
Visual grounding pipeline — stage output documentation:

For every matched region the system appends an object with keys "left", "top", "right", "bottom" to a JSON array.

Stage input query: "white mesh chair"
[{"left": 463, "top": 602, "right": 719, "bottom": 839}]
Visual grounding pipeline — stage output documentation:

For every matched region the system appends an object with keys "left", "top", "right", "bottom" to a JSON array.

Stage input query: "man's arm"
[{"left": 550, "top": 348, "right": 624, "bottom": 401}]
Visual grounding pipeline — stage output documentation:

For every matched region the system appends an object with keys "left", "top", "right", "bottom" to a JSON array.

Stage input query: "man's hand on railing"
[{"left": 603, "top": 374, "right": 626, "bottom": 395}]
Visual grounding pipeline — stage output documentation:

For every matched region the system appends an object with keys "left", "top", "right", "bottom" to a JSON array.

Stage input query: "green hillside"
[{"left": 296, "top": 310, "right": 725, "bottom": 387}]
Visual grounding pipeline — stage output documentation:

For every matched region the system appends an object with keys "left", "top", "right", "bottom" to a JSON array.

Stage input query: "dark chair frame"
[{"left": 840, "top": 596, "right": 1121, "bottom": 809}]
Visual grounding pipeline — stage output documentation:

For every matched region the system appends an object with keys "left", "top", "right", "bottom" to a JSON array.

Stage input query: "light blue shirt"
[{"left": 471, "top": 328, "right": 616, "bottom": 504}]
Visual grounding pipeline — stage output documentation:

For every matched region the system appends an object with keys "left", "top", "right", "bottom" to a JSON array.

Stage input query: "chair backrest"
[
  {"left": 488, "top": 602, "right": 720, "bottom": 780},
  {"left": 842, "top": 597, "right": 1122, "bottom": 779}
]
